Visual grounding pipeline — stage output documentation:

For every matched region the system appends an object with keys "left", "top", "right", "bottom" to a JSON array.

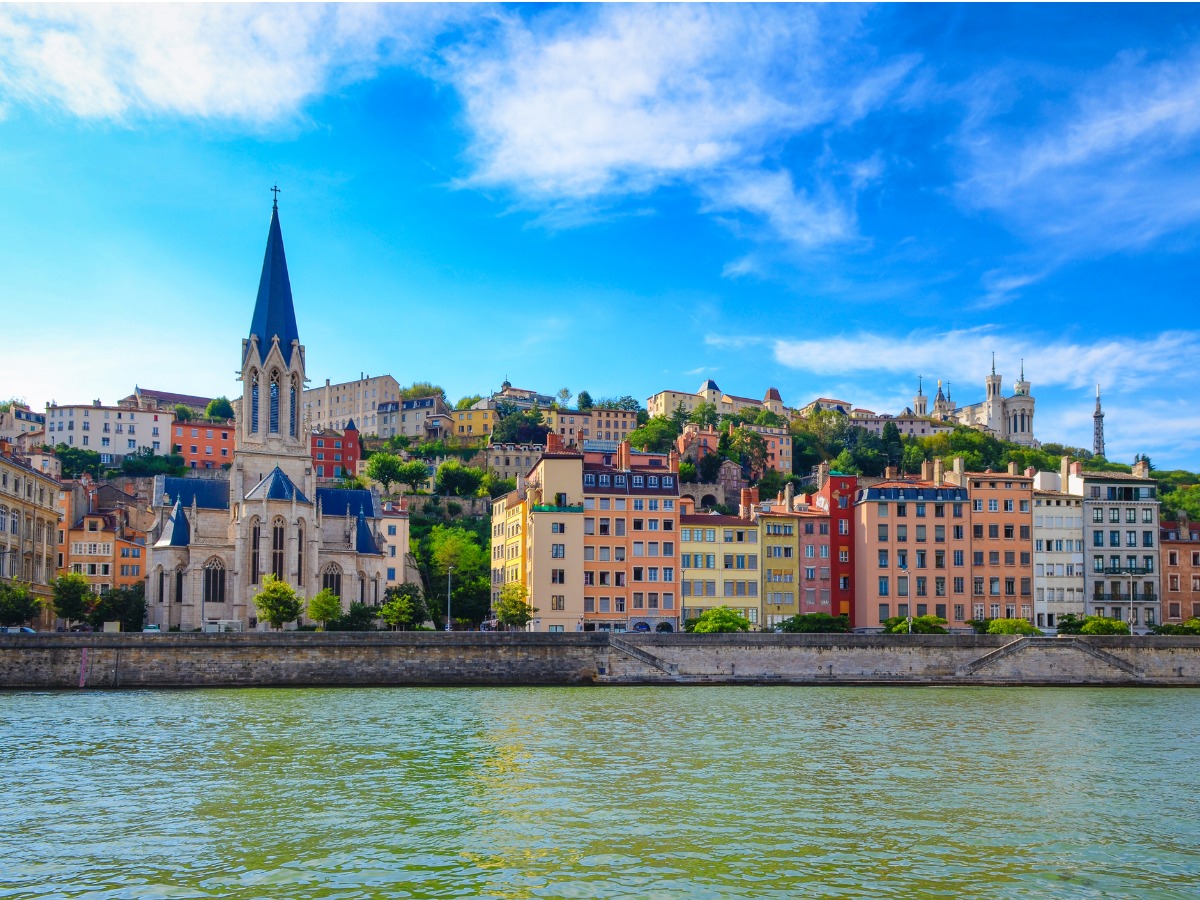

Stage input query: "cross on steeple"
[{"left": 271, "top": 184, "right": 281, "bottom": 209}]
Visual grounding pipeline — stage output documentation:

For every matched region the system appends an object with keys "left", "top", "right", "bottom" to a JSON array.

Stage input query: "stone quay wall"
[{"left": 3, "top": 633, "right": 1200, "bottom": 690}]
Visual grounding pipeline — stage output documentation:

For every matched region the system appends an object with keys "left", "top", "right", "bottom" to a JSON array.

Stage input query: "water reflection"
[{"left": 2, "top": 687, "right": 1198, "bottom": 898}]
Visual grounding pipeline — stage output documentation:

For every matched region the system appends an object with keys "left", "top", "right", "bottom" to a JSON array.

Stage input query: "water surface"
[{"left": 2, "top": 687, "right": 1198, "bottom": 899}]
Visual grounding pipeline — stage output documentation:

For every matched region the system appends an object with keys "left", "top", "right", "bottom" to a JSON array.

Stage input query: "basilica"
[
  {"left": 913, "top": 357, "right": 1038, "bottom": 447},
  {"left": 146, "top": 200, "right": 386, "bottom": 630}
]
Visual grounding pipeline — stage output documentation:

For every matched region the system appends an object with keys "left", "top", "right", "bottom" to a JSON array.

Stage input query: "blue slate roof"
[
  {"left": 244, "top": 466, "right": 308, "bottom": 503},
  {"left": 154, "top": 500, "right": 191, "bottom": 548},
  {"left": 317, "top": 488, "right": 377, "bottom": 518},
  {"left": 248, "top": 206, "right": 300, "bottom": 366},
  {"left": 159, "top": 476, "right": 230, "bottom": 510},
  {"left": 355, "top": 505, "right": 380, "bottom": 555}
]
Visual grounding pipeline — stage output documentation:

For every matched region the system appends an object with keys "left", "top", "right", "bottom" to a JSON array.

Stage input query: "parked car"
[
  {"left": 0, "top": 626, "right": 37, "bottom": 634},
  {"left": 142, "top": 624, "right": 162, "bottom": 634}
]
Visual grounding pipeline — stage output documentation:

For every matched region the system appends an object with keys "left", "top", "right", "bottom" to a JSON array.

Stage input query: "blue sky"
[{"left": 2, "top": 4, "right": 1198, "bottom": 467}]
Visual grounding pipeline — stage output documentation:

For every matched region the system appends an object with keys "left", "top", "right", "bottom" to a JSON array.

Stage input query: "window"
[
  {"left": 551, "top": 544, "right": 565, "bottom": 559},
  {"left": 271, "top": 518, "right": 286, "bottom": 580},
  {"left": 322, "top": 565, "right": 342, "bottom": 598},
  {"left": 203, "top": 559, "right": 226, "bottom": 605},
  {"left": 250, "top": 520, "right": 261, "bottom": 584}
]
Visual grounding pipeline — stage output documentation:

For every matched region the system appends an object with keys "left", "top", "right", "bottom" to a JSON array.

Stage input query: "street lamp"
[
  {"left": 1128, "top": 569, "right": 1135, "bottom": 636},
  {"left": 445, "top": 565, "right": 454, "bottom": 632}
]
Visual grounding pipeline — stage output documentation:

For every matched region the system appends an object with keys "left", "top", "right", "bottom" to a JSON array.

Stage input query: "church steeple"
[{"left": 248, "top": 194, "right": 300, "bottom": 366}]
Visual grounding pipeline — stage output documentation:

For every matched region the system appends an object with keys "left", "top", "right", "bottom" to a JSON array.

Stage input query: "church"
[
  {"left": 913, "top": 356, "right": 1038, "bottom": 448},
  {"left": 146, "top": 198, "right": 386, "bottom": 630}
]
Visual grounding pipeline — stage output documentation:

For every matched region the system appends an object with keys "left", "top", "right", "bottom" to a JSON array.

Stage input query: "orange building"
[
  {"left": 581, "top": 439, "right": 681, "bottom": 632},
  {"left": 853, "top": 472, "right": 972, "bottom": 630},
  {"left": 948, "top": 463, "right": 1035, "bottom": 622},
  {"left": 174, "top": 419, "right": 235, "bottom": 470},
  {"left": 57, "top": 475, "right": 151, "bottom": 597}
]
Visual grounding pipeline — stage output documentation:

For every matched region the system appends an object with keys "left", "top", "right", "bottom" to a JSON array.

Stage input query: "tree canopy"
[
  {"left": 380, "top": 583, "right": 426, "bottom": 630},
  {"left": 51, "top": 572, "right": 92, "bottom": 624},
  {"left": 494, "top": 583, "right": 537, "bottom": 630},
  {"left": 688, "top": 606, "right": 753, "bottom": 633},
  {"left": 306, "top": 588, "right": 343, "bottom": 629},
  {"left": 88, "top": 583, "right": 146, "bottom": 632},
  {"left": 399, "top": 382, "right": 447, "bottom": 403},
  {"left": 365, "top": 452, "right": 405, "bottom": 494},
  {"left": 435, "top": 459, "right": 485, "bottom": 497},
  {"left": 490, "top": 408, "right": 549, "bottom": 445},
  {"left": 777, "top": 613, "right": 850, "bottom": 633},
  {"left": 987, "top": 618, "right": 1041, "bottom": 636},
  {"left": 455, "top": 394, "right": 484, "bottom": 410},
  {"left": 883, "top": 615, "right": 948, "bottom": 634},
  {"left": 252, "top": 575, "right": 303, "bottom": 630},
  {"left": 173, "top": 404, "right": 194, "bottom": 422},
  {"left": 0, "top": 582, "right": 42, "bottom": 627},
  {"left": 627, "top": 416, "right": 678, "bottom": 453},
  {"left": 205, "top": 397, "right": 235, "bottom": 420}
]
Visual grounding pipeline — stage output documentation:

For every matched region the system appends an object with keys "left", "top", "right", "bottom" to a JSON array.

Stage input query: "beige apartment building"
[
  {"left": 648, "top": 380, "right": 789, "bottom": 420},
  {"left": 302, "top": 374, "right": 400, "bottom": 435},
  {"left": 44, "top": 401, "right": 172, "bottom": 464},
  {"left": 0, "top": 439, "right": 60, "bottom": 622}
]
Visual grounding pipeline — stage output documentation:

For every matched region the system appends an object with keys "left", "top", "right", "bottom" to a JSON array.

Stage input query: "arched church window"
[
  {"left": 358, "top": 572, "right": 365, "bottom": 604},
  {"left": 175, "top": 567, "right": 185, "bottom": 604},
  {"left": 203, "top": 558, "right": 226, "bottom": 605},
  {"left": 296, "top": 521, "right": 305, "bottom": 587},
  {"left": 269, "top": 371, "right": 281, "bottom": 434},
  {"left": 250, "top": 519, "right": 261, "bottom": 585},
  {"left": 271, "top": 518, "right": 286, "bottom": 581},
  {"left": 157, "top": 567, "right": 164, "bottom": 604},
  {"left": 250, "top": 370, "right": 260, "bottom": 434},
  {"left": 322, "top": 564, "right": 342, "bottom": 598},
  {"left": 290, "top": 375, "right": 299, "bottom": 437}
]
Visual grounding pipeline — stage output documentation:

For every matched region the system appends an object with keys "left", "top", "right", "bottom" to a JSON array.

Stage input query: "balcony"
[
  {"left": 1091, "top": 592, "right": 1159, "bottom": 603},
  {"left": 1102, "top": 566, "right": 1152, "bottom": 576},
  {"left": 531, "top": 504, "right": 584, "bottom": 513}
]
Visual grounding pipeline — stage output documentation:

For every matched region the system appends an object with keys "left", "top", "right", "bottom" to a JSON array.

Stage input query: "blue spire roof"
[
  {"left": 154, "top": 499, "right": 191, "bottom": 548},
  {"left": 248, "top": 204, "right": 300, "bottom": 366},
  {"left": 244, "top": 466, "right": 309, "bottom": 503},
  {"left": 355, "top": 504, "right": 380, "bottom": 555}
]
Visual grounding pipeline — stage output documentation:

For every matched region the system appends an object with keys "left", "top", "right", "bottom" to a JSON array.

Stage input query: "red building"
[
  {"left": 174, "top": 418, "right": 235, "bottom": 469},
  {"left": 311, "top": 419, "right": 360, "bottom": 479},
  {"left": 813, "top": 465, "right": 858, "bottom": 624}
]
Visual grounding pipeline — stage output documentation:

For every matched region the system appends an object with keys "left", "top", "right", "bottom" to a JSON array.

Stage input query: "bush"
[
  {"left": 1079, "top": 615, "right": 1130, "bottom": 636},
  {"left": 1153, "top": 618, "right": 1200, "bottom": 636},
  {"left": 777, "top": 613, "right": 850, "bottom": 633},
  {"left": 689, "top": 606, "right": 752, "bottom": 633},
  {"left": 987, "top": 618, "right": 1041, "bottom": 636},
  {"left": 1056, "top": 614, "right": 1085, "bottom": 635},
  {"left": 883, "top": 615, "right": 948, "bottom": 634}
]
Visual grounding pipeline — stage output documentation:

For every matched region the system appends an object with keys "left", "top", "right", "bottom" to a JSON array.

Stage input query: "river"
[{"left": 2, "top": 686, "right": 1198, "bottom": 899}]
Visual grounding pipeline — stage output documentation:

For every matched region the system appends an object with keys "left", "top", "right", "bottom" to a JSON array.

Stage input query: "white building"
[
  {"left": 1031, "top": 473, "right": 1086, "bottom": 630},
  {"left": 44, "top": 401, "right": 172, "bottom": 464}
]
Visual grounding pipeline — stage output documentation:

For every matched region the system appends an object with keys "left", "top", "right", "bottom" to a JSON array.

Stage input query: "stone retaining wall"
[{"left": 3, "top": 633, "right": 1200, "bottom": 690}]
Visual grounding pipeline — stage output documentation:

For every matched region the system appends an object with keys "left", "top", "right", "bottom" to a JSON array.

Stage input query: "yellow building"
[
  {"left": 0, "top": 439, "right": 60, "bottom": 623},
  {"left": 679, "top": 498, "right": 761, "bottom": 626},
  {"left": 453, "top": 404, "right": 496, "bottom": 440},
  {"left": 523, "top": 449, "right": 588, "bottom": 632},
  {"left": 759, "top": 505, "right": 802, "bottom": 626},
  {"left": 490, "top": 489, "right": 530, "bottom": 609}
]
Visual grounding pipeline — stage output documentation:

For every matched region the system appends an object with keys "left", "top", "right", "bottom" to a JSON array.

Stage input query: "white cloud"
[
  {"left": 959, "top": 49, "right": 1200, "bottom": 251},
  {"left": 0, "top": 4, "right": 450, "bottom": 122},
  {"left": 767, "top": 328, "right": 1200, "bottom": 393},
  {"left": 442, "top": 5, "right": 914, "bottom": 249}
]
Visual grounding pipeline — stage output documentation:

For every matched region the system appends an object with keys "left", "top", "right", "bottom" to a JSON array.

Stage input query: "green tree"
[
  {"left": 901, "top": 442, "right": 926, "bottom": 474},
  {"left": 753, "top": 409, "right": 786, "bottom": 428},
  {"left": 481, "top": 472, "right": 517, "bottom": 499},
  {"left": 883, "top": 615, "right": 948, "bottom": 634},
  {"left": 987, "top": 618, "right": 1041, "bottom": 636},
  {"left": 688, "top": 402, "right": 719, "bottom": 428},
  {"left": 690, "top": 606, "right": 752, "bottom": 633},
  {"left": 728, "top": 428, "right": 768, "bottom": 477},
  {"left": 576, "top": 390, "right": 594, "bottom": 411},
  {"left": 252, "top": 575, "right": 303, "bottom": 630},
  {"left": 328, "top": 601, "right": 379, "bottom": 631},
  {"left": 120, "top": 447, "right": 186, "bottom": 477},
  {"left": 204, "top": 396, "right": 235, "bottom": 420},
  {"left": 832, "top": 448, "right": 860, "bottom": 475},
  {"left": 670, "top": 402, "right": 691, "bottom": 433},
  {"left": 53, "top": 443, "right": 104, "bottom": 479},
  {"left": 425, "top": 525, "right": 491, "bottom": 627},
  {"left": 380, "top": 583, "right": 425, "bottom": 630},
  {"left": 0, "top": 582, "right": 42, "bottom": 626},
  {"left": 173, "top": 404, "right": 194, "bottom": 422},
  {"left": 678, "top": 461, "right": 697, "bottom": 483},
  {"left": 777, "top": 613, "right": 850, "bottom": 633},
  {"left": 556, "top": 388, "right": 572, "bottom": 407},
  {"left": 397, "top": 460, "right": 432, "bottom": 494},
  {"left": 491, "top": 408, "right": 549, "bottom": 445},
  {"left": 1055, "top": 613, "right": 1085, "bottom": 635},
  {"left": 627, "top": 416, "right": 680, "bottom": 453},
  {"left": 88, "top": 583, "right": 146, "bottom": 632},
  {"left": 436, "top": 460, "right": 485, "bottom": 497},
  {"left": 756, "top": 468, "right": 786, "bottom": 500},
  {"left": 455, "top": 394, "right": 484, "bottom": 410},
  {"left": 51, "top": 572, "right": 92, "bottom": 625},
  {"left": 1079, "top": 615, "right": 1130, "bottom": 635},
  {"left": 697, "top": 453, "right": 723, "bottom": 483},
  {"left": 307, "top": 588, "right": 343, "bottom": 630},
  {"left": 494, "top": 583, "right": 537, "bottom": 630},
  {"left": 365, "top": 452, "right": 405, "bottom": 494},
  {"left": 399, "top": 382, "right": 447, "bottom": 403}
]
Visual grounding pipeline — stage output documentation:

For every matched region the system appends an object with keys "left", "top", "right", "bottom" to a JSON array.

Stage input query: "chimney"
[
  {"left": 921, "top": 459, "right": 934, "bottom": 482},
  {"left": 739, "top": 487, "right": 759, "bottom": 519},
  {"left": 668, "top": 448, "right": 680, "bottom": 474},
  {"left": 1007, "top": 461, "right": 1019, "bottom": 476},
  {"left": 545, "top": 432, "right": 564, "bottom": 453},
  {"left": 953, "top": 456, "right": 965, "bottom": 478},
  {"left": 617, "top": 440, "right": 631, "bottom": 471},
  {"left": 1060, "top": 455, "right": 1070, "bottom": 484},
  {"left": 885, "top": 465, "right": 898, "bottom": 480},
  {"left": 1024, "top": 467, "right": 1036, "bottom": 478},
  {"left": 933, "top": 458, "right": 945, "bottom": 486},
  {"left": 516, "top": 472, "right": 525, "bottom": 495},
  {"left": 1070, "top": 461, "right": 1082, "bottom": 477},
  {"left": 784, "top": 481, "right": 795, "bottom": 509},
  {"left": 817, "top": 460, "right": 830, "bottom": 489},
  {"left": 1133, "top": 459, "right": 1150, "bottom": 478}
]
